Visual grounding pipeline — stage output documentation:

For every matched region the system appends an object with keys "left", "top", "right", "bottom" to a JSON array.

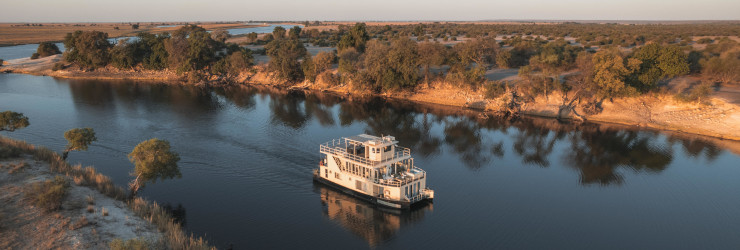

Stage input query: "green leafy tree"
[
  {"left": 165, "top": 25, "right": 221, "bottom": 73},
  {"left": 265, "top": 39, "right": 308, "bottom": 81},
  {"left": 592, "top": 48, "right": 640, "bottom": 99},
  {"left": 32, "top": 42, "right": 61, "bottom": 59},
  {"left": 288, "top": 26, "right": 302, "bottom": 40},
  {"left": 63, "top": 30, "right": 113, "bottom": 69},
  {"left": 247, "top": 32, "right": 258, "bottom": 43},
  {"left": 272, "top": 26, "right": 286, "bottom": 40},
  {"left": 337, "top": 23, "right": 369, "bottom": 52},
  {"left": 628, "top": 43, "right": 689, "bottom": 91},
  {"left": 135, "top": 32, "right": 170, "bottom": 70},
  {"left": 62, "top": 128, "right": 97, "bottom": 160},
  {"left": 127, "top": 139, "right": 181, "bottom": 196},
  {"left": 364, "top": 38, "right": 421, "bottom": 91},
  {"left": 110, "top": 39, "right": 136, "bottom": 69},
  {"left": 0, "top": 111, "right": 30, "bottom": 132}
]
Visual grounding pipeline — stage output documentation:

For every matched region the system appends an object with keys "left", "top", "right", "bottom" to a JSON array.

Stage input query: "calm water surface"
[
  {"left": 1, "top": 73, "right": 740, "bottom": 249},
  {"left": 0, "top": 24, "right": 295, "bottom": 61}
]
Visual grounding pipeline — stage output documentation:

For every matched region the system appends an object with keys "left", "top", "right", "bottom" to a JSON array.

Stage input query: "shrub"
[
  {"left": 52, "top": 62, "right": 65, "bottom": 71},
  {"left": 110, "top": 238, "right": 150, "bottom": 250},
  {"left": 35, "top": 42, "right": 62, "bottom": 58},
  {"left": 27, "top": 176, "right": 70, "bottom": 213},
  {"left": 675, "top": 81, "right": 714, "bottom": 103},
  {"left": 31, "top": 53, "right": 40, "bottom": 59},
  {"left": 0, "top": 144, "right": 22, "bottom": 159},
  {"left": 484, "top": 81, "right": 508, "bottom": 99}
]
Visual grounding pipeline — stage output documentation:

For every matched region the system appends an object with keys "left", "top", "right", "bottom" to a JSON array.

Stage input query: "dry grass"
[
  {"left": 0, "top": 22, "right": 264, "bottom": 46},
  {"left": 0, "top": 136, "right": 215, "bottom": 249},
  {"left": 70, "top": 216, "right": 89, "bottom": 230},
  {"left": 26, "top": 175, "right": 70, "bottom": 213},
  {"left": 0, "top": 160, "right": 28, "bottom": 174}
]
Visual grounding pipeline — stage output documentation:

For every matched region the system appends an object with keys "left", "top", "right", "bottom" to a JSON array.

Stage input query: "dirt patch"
[{"left": 0, "top": 155, "right": 162, "bottom": 249}]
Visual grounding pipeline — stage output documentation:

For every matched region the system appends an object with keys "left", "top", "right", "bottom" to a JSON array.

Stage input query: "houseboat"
[{"left": 313, "top": 134, "right": 434, "bottom": 209}]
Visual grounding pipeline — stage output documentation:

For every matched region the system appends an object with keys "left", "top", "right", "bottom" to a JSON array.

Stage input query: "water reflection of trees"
[
  {"left": 245, "top": 86, "right": 731, "bottom": 185},
  {"left": 563, "top": 127, "right": 673, "bottom": 185},
  {"left": 82, "top": 84, "right": 728, "bottom": 186},
  {"left": 65, "top": 79, "right": 221, "bottom": 118},
  {"left": 315, "top": 184, "right": 430, "bottom": 247}
]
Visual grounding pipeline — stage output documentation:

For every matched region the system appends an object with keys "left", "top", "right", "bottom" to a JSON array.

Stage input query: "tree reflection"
[
  {"left": 224, "top": 86, "right": 728, "bottom": 186},
  {"left": 563, "top": 128, "right": 673, "bottom": 185}
]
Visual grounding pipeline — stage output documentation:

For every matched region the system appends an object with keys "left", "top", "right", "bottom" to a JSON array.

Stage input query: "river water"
[
  {"left": 0, "top": 24, "right": 299, "bottom": 61},
  {"left": 1, "top": 73, "right": 740, "bottom": 249}
]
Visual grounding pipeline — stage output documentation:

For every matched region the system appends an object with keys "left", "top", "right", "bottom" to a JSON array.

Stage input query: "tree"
[
  {"left": 211, "top": 30, "right": 231, "bottom": 43},
  {"left": 628, "top": 43, "right": 689, "bottom": 91},
  {"left": 132, "top": 24, "right": 140, "bottom": 30},
  {"left": 135, "top": 32, "right": 169, "bottom": 70},
  {"left": 110, "top": 39, "right": 136, "bottom": 69},
  {"left": 364, "top": 38, "right": 421, "bottom": 91},
  {"left": 272, "top": 26, "right": 286, "bottom": 40},
  {"left": 0, "top": 111, "right": 29, "bottom": 132},
  {"left": 265, "top": 39, "right": 308, "bottom": 81},
  {"left": 62, "top": 128, "right": 97, "bottom": 160},
  {"left": 247, "top": 32, "right": 258, "bottom": 43},
  {"left": 303, "top": 51, "right": 335, "bottom": 82},
  {"left": 63, "top": 30, "right": 113, "bottom": 69},
  {"left": 165, "top": 25, "right": 221, "bottom": 73},
  {"left": 417, "top": 41, "right": 447, "bottom": 81},
  {"left": 288, "top": 26, "right": 302, "bottom": 40},
  {"left": 32, "top": 42, "right": 61, "bottom": 59},
  {"left": 446, "top": 37, "right": 498, "bottom": 85},
  {"left": 591, "top": 48, "right": 640, "bottom": 99},
  {"left": 337, "top": 23, "right": 370, "bottom": 52},
  {"left": 127, "top": 139, "right": 181, "bottom": 196}
]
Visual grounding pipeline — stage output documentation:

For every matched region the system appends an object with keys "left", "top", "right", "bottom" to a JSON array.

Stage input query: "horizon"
[{"left": 1, "top": 0, "right": 739, "bottom": 23}]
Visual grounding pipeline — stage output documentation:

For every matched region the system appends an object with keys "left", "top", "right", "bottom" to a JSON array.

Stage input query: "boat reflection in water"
[{"left": 315, "top": 184, "right": 432, "bottom": 247}]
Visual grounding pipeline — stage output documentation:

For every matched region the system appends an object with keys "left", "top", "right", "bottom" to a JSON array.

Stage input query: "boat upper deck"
[{"left": 320, "top": 135, "right": 411, "bottom": 167}]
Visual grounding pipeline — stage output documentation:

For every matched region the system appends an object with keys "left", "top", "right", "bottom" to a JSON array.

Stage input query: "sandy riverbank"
[
  {"left": 1, "top": 55, "right": 182, "bottom": 81},
  {"left": 4, "top": 57, "right": 740, "bottom": 141},
  {"left": 0, "top": 155, "right": 162, "bottom": 249}
]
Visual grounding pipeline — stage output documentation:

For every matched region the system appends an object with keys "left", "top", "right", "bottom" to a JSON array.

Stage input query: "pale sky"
[{"left": 1, "top": 0, "right": 739, "bottom": 22}]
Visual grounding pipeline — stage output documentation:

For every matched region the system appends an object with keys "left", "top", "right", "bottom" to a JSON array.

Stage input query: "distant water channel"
[
  {"left": 2, "top": 73, "right": 740, "bottom": 249},
  {"left": 0, "top": 24, "right": 298, "bottom": 61}
]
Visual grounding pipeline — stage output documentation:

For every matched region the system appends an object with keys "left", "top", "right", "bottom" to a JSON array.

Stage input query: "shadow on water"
[{"left": 314, "top": 183, "right": 431, "bottom": 247}]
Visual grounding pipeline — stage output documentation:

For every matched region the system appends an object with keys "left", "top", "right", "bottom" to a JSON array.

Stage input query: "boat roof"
[{"left": 345, "top": 134, "right": 397, "bottom": 146}]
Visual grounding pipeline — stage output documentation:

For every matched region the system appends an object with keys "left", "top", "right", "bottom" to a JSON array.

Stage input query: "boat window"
[{"left": 384, "top": 146, "right": 391, "bottom": 152}]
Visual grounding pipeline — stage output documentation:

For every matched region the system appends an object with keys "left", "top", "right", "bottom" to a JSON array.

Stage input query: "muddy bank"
[{"left": 0, "top": 155, "right": 162, "bottom": 249}]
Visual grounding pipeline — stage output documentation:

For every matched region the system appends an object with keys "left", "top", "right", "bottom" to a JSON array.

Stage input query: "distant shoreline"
[{"left": 3, "top": 54, "right": 740, "bottom": 142}]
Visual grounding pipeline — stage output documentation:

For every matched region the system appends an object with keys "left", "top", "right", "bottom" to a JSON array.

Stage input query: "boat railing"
[
  {"left": 373, "top": 167, "right": 426, "bottom": 187},
  {"left": 320, "top": 139, "right": 411, "bottom": 166}
]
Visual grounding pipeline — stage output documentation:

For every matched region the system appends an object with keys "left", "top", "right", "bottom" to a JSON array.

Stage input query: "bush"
[
  {"left": 110, "top": 238, "right": 151, "bottom": 250},
  {"left": 675, "top": 81, "right": 714, "bottom": 103},
  {"left": 31, "top": 53, "right": 40, "bottom": 59},
  {"left": 27, "top": 176, "right": 70, "bottom": 213},
  {"left": 484, "top": 81, "right": 507, "bottom": 99},
  {"left": 52, "top": 62, "right": 65, "bottom": 71},
  {"left": 0, "top": 144, "right": 22, "bottom": 159},
  {"left": 35, "top": 42, "right": 62, "bottom": 58}
]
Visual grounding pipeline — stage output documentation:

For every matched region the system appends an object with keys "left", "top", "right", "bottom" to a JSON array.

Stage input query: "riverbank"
[
  {"left": 0, "top": 137, "right": 214, "bottom": 249},
  {"left": 3, "top": 57, "right": 740, "bottom": 141}
]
